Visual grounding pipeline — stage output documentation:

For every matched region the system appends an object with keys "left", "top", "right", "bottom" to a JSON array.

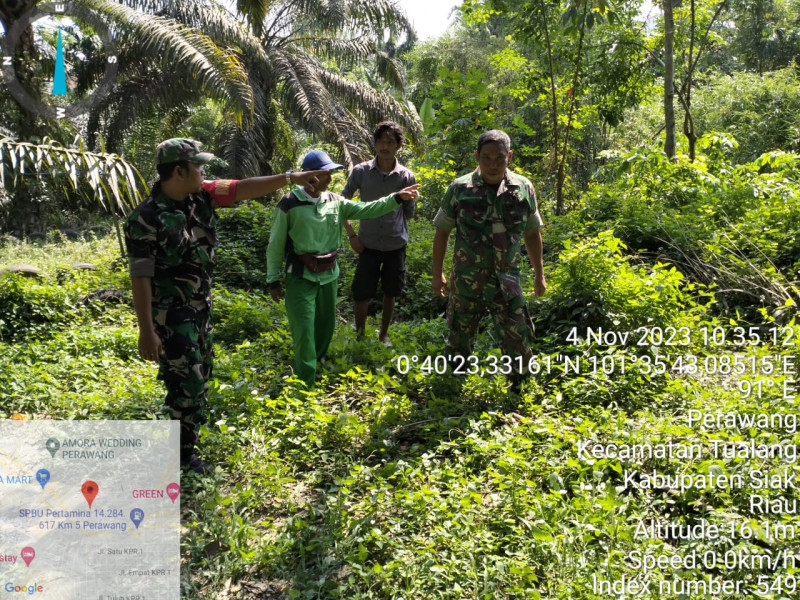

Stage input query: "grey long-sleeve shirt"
[{"left": 341, "top": 157, "right": 416, "bottom": 251}]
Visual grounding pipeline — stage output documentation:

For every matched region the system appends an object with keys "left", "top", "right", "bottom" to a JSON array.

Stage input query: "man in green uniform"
[
  {"left": 432, "top": 130, "right": 546, "bottom": 377},
  {"left": 125, "top": 138, "right": 325, "bottom": 474},
  {"left": 267, "top": 150, "right": 420, "bottom": 388}
]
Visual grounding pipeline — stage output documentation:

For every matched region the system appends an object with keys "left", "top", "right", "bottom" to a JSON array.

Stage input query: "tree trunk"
[
  {"left": 683, "top": 0, "right": 696, "bottom": 160},
  {"left": 663, "top": 0, "right": 676, "bottom": 158},
  {"left": 539, "top": 0, "right": 561, "bottom": 214},
  {"left": 678, "top": 0, "right": 727, "bottom": 161},
  {"left": 1, "top": 0, "right": 46, "bottom": 138},
  {"left": 556, "top": 0, "right": 589, "bottom": 215}
]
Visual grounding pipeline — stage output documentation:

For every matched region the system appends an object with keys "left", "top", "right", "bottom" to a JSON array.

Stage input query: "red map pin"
[
  {"left": 20, "top": 547, "right": 35, "bottom": 567},
  {"left": 81, "top": 480, "right": 99, "bottom": 509},
  {"left": 166, "top": 483, "right": 180, "bottom": 504}
]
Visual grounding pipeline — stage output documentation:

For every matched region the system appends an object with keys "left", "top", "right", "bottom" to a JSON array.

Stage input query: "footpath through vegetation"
[{"left": 1, "top": 144, "right": 798, "bottom": 598}]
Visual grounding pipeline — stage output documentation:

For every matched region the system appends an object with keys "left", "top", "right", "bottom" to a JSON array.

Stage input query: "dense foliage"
[
  {"left": 0, "top": 0, "right": 419, "bottom": 232},
  {"left": 2, "top": 176, "right": 798, "bottom": 594},
  {"left": 2, "top": 0, "right": 800, "bottom": 597}
]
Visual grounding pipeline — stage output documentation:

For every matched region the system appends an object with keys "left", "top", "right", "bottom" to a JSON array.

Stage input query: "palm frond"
[
  {"left": 236, "top": 0, "right": 269, "bottom": 37},
  {"left": 270, "top": 46, "right": 420, "bottom": 165},
  {"left": 90, "top": 74, "right": 193, "bottom": 152},
  {"left": 0, "top": 136, "right": 146, "bottom": 213},
  {"left": 314, "top": 67, "right": 420, "bottom": 135},
  {"left": 80, "top": 0, "right": 422, "bottom": 173},
  {"left": 216, "top": 108, "right": 274, "bottom": 176},
  {"left": 375, "top": 50, "right": 407, "bottom": 90},
  {"left": 278, "top": 0, "right": 350, "bottom": 33},
  {"left": 282, "top": 0, "right": 414, "bottom": 36},
  {"left": 115, "top": 0, "right": 271, "bottom": 65},
  {"left": 293, "top": 36, "right": 375, "bottom": 64},
  {"left": 345, "top": 0, "right": 415, "bottom": 37},
  {"left": 271, "top": 49, "right": 330, "bottom": 136},
  {"left": 79, "top": 0, "right": 255, "bottom": 123}
]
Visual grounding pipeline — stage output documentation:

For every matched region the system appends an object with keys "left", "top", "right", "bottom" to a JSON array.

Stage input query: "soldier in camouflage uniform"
[
  {"left": 125, "top": 138, "right": 324, "bottom": 473},
  {"left": 432, "top": 130, "right": 546, "bottom": 376}
]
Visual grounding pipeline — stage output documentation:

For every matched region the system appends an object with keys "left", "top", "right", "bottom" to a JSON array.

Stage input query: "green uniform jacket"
[
  {"left": 267, "top": 187, "right": 405, "bottom": 286},
  {"left": 124, "top": 179, "right": 238, "bottom": 319},
  {"left": 433, "top": 169, "right": 543, "bottom": 304}
]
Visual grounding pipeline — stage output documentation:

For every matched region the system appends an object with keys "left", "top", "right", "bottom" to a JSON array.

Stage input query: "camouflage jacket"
[
  {"left": 124, "top": 180, "right": 238, "bottom": 319},
  {"left": 433, "top": 169, "right": 543, "bottom": 303}
]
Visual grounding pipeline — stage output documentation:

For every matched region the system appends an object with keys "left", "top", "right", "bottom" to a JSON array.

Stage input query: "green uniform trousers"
[
  {"left": 285, "top": 275, "right": 337, "bottom": 388},
  {"left": 155, "top": 309, "right": 212, "bottom": 461},
  {"left": 446, "top": 285, "right": 535, "bottom": 375}
]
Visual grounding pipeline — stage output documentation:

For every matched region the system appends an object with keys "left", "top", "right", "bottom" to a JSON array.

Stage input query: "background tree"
[
  {"left": 724, "top": 0, "right": 800, "bottom": 72},
  {"left": 423, "top": 0, "right": 653, "bottom": 213},
  {"left": 663, "top": 0, "right": 676, "bottom": 157},
  {"left": 0, "top": 0, "right": 256, "bottom": 230},
  {"left": 84, "top": 0, "right": 421, "bottom": 178},
  {"left": 0, "top": 0, "right": 422, "bottom": 231}
]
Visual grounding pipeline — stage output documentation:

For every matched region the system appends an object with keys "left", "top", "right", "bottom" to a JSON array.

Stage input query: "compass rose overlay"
[{"left": 2, "top": 1, "right": 118, "bottom": 119}]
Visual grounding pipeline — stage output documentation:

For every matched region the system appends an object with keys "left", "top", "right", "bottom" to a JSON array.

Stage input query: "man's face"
[
  {"left": 475, "top": 142, "right": 512, "bottom": 185},
  {"left": 184, "top": 162, "right": 205, "bottom": 193},
  {"left": 374, "top": 133, "right": 401, "bottom": 162},
  {"left": 313, "top": 170, "right": 332, "bottom": 193}
]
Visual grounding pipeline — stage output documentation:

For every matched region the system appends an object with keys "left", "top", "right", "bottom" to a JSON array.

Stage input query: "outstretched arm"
[
  {"left": 340, "top": 184, "right": 421, "bottom": 220},
  {"left": 235, "top": 170, "right": 329, "bottom": 201}
]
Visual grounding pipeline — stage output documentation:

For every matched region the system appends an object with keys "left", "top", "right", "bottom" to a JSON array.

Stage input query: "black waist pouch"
[{"left": 288, "top": 250, "right": 338, "bottom": 274}]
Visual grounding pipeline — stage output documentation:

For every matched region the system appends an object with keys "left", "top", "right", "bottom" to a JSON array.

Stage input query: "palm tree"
[
  {"left": 0, "top": 0, "right": 256, "bottom": 227},
  {"left": 80, "top": 0, "right": 257, "bottom": 146},
  {"left": 85, "top": 0, "right": 421, "bottom": 176},
  {"left": 0, "top": 0, "right": 421, "bottom": 230},
  {"left": 244, "top": 0, "right": 420, "bottom": 170}
]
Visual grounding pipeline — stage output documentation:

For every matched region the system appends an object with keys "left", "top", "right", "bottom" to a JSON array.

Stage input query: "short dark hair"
[
  {"left": 477, "top": 130, "right": 511, "bottom": 154},
  {"left": 157, "top": 160, "right": 190, "bottom": 181},
  {"left": 373, "top": 121, "right": 405, "bottom": 147}
]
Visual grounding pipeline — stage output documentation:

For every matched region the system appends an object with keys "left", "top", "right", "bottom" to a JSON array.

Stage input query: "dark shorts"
[{"left": 351, "top": 245, "right": 406, "bottom": 301}]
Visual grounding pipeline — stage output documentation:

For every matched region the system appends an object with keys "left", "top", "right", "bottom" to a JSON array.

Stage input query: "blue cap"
[{"left": 301, "top": 150, "right": 344, "bottom": 171}]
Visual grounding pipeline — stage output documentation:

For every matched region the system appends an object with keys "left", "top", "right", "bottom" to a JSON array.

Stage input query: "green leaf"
[{"left": 419, "top": 98, "right": 436, "bottom": 131}]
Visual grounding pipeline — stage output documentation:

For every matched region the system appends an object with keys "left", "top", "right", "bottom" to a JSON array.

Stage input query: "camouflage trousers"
[
  {"left": 446, "top": 286, "right": 535, "bottom": 372},
  {"left": 155, "top": 308, "right": 213, "bottom": 459}
]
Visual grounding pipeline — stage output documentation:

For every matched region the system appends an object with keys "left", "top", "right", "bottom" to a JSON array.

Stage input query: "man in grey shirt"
[{"left": 342, "top": 121, "right": 417, "bottom": 346}]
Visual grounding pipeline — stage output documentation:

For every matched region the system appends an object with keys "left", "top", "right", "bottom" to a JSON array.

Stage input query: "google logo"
[{"left": 3, "top": 583, "right": 43, "bottom": 594}]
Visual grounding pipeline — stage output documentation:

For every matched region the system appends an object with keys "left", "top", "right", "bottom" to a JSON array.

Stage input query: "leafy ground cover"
[{"left": 1, "top": 174, "right": 798, "bottom": 598}]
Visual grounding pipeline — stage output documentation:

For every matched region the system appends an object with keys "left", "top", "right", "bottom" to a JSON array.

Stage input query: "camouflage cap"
[{"left": 156, "top": 138, "right": 215, "bottom": 165}]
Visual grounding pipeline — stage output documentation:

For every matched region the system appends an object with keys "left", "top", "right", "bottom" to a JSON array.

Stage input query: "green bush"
[
  {"left": 409, "top": 160, "right": 459, "bottom": 220},
  {"left": 0, "top": 268, "right": 132, "bottom": 342},
  {"left": 0, "top": 232, "right": 132, "bottom": 340},
  {"left": 396, "top": 223, "right": 448, "bottom": 321},
  {"left": 3, "top": 205, "right": 798, "bottom": 599},
  {"left": 552, "top": 144, "right": 800, "bottom": 317},
  {"left": 536, "top": 231, "right": 701, "bottom": 335},
  {"left": 693, "top": 68, "right": 800, "bottom": 164},
  {"left": 215, "top": 201, "right": 274, "bottom": 291},
  {"left": 609, "top": 68, "right": 800, "bottom": 164},
  {"left": 0, "top": 274, "right": 79, "bottom": 341},
  {"left": 213, "top": 288, "right": 285, "bottom": 346}
]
